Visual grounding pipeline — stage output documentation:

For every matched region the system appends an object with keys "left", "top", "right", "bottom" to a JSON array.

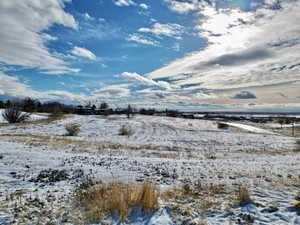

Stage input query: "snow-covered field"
[{"left": 0, "top": 114, "right": 299, "bottom": 224}]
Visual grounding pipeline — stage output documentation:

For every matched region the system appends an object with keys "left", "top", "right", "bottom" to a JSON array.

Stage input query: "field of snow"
[{"left": 0, "top": 114, "right": 299, "bottom": 224}]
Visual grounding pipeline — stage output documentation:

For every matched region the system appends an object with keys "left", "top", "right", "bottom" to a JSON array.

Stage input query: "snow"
[
  {"left": 0, "top": 114, "right": 299, "bottom": 224},
  {"left": 223, "top": 122, "right": 274, "bottom": 134}
]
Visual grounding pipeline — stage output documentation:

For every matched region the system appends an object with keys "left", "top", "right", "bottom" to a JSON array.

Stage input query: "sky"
[{"left": 0, "top": 0, "right": 300, "bottom": 112}]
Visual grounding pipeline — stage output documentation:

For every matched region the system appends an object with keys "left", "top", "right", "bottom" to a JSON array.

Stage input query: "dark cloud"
[
  {"left": 231, "top": 91, "right": 256, "bottom": 99},
  {"left": 197, "top": 48, "right": 273, "bottom": 69}
]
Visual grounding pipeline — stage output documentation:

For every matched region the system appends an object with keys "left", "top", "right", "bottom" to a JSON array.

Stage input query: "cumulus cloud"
[
  {"left": 0, "top": 0, "right": 79, "bottom": 74},
  {"left": 164, "top": 0, "right": 198, "bottom": 14},
  {"left": 83, "top": 13, "right": 94, "bottom": 21},
  {"left": 71, "top": 46, "right": 97, "bottom": 60},
  {"left": 138, "top": 23, "right": 184, "bottom": 39},
  {"left": 139, "top": 3, "right": 149, "bottom": 9},
  {"left": 114, "top": 0, "right": 136, "bottom": 7},
  {"left": 127, "top": 34, "right": 159, "bottom": 46}
]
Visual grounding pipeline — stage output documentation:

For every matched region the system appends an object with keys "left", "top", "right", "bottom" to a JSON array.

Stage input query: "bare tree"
[{"left": 126, "top": 104, "right": 133, "bottom": 119}]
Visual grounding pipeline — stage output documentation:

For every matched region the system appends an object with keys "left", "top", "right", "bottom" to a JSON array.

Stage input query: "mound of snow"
[{"left": 224, "top": 122, "right": 274, "bottom": 134}]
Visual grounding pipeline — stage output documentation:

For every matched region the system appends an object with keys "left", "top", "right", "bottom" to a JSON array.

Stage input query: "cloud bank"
[{"left": 0, "top": 0, "right": 79, "bottom": 74}]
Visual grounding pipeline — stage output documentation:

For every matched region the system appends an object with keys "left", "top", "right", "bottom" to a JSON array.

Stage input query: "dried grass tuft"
[
  {"left": 75, "top": 180, "right": 159, "bottom": 223},
  {"left": 234, "top": 187, "right": 252, "bottom": 206}
]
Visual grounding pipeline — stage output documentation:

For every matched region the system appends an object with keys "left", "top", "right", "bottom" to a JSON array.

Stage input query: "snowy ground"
[{"left": 0, "top": 114, "right": 299, "bottom": 224}]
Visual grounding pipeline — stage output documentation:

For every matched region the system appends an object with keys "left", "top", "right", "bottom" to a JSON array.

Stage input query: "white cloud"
[
  {"left": 147, "top": 0, "right": 300, "bottom": 106},
  {"left": 92, "top": 84, "right": 131, "bottom": 98},
  {"left": 83, "top": 13, "right": 94, "bottom": 21},
  {"left": 0, "top": 0, "right": 78, "bottom": 74},
  {"left": 139, "top": 3, "right": 149, "bottom": 9},
  {"left": 114, "top": 0, "right": 136, "bottom": 7},
  {"left": 71, "top": 46, "right": 97, "bottom": 60},
  {"left": 127, "top": 34, "right": 159, "bottom": 46},
  {"left": 138, "top": 23, "right": 184, "bottom": 39},
  {"left": 164, "top": 0, "right": 198, "bottom": 14},
  {"left": 121, "top": 72, "right": 177, "bottom": 90}
]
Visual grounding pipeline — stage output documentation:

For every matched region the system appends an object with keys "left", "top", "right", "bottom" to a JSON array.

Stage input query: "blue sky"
[{"left": 0, "top": 0, "right": 300, "bottom": 111}]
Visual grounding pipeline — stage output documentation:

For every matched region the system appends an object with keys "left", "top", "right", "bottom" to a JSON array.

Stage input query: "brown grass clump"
[
  {"left": 293, "top": 192, "right": 300, "bottom": 211},
  {"left": 75, "top": 180, "right": 159, "bottom": 223},
  {"left": 234, "top": 187, "right": 252, "bottom": 206},
  {"left": 294, "top": 201, "right": 300, "bottom": 210}
]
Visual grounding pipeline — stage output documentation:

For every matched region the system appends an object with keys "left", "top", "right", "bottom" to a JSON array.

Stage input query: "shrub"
[
  {"left": 65, "top": 123, "right": 81, "bottom": 136},
  {"left": 119, "top": 125, "right": 133, "bottom": 136},
  {"left": 234, "top": 187, "right": 252, "bottom": 206},
  {"left": 295, "top": 140, "right": 300, "bottom": 152},
  {"left": 217, "top": 122, "right": 229, "bottom": 129},
  {"left": 75, "top": 180, "right": 159, "bottom": 223},
  {"left": 2, "top": 107, "right": 30, "bottom": 123}
]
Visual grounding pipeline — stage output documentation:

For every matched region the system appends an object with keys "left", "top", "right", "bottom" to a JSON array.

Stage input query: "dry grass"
[
  {"left": 293, "top": 139, "right": 300, "bottom": 152},
  {"left": 161, "top": 183, "right": 228, "bottom": 217},
  {"left": 294, "top": 201, "right": 300, "bottom": 210},
  {"left": 162, "top": 183, "right": 227, "bottom": 200},
  {"left": 0, "top": 133, "right": 193, "bottom": 157},
  {"left": 75, "top": 180, "right": 159, "bottom": 223},
  {"left": 293, "top": 192, "right": 300, "bottom": 211},
  {"left": 233, "top": 187, "right": 252, "bottom": 206}
]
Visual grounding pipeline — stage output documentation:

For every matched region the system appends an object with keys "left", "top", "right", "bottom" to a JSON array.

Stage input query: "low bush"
[
  {"left": 65, "top": 123, "right": 81, "bottom": 136},
  {"left": 217, "top": 122, "right": 229, "bottom": 129},
  {"left": 234, "top": 187, "right": 252, "bottom": 206},
  {"left": 2, "top": 107, "right": 30, "bottom": 123},
  {"left": 75, "top": 180, "right": 159, "bottom": 223},
  {"left": 119, "top": 125, "right": 133, "bottom": 136}
]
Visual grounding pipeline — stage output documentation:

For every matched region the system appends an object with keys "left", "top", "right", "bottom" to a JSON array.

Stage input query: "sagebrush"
[{"left": 65, "top": 123, "right": 81, "bottom": 136}]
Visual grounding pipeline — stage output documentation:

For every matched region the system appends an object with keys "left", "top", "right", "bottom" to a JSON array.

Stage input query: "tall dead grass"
[
  {"left": 234, "top": 187, "right": 252, "bottom": 206},
  {"left": 75, "top": 180, "right": 159, "bottom": 223}
]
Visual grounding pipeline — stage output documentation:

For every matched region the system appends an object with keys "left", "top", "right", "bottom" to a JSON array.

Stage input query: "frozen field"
[{"left": 0, "top": 114, "right": 299, "bottom": 224}]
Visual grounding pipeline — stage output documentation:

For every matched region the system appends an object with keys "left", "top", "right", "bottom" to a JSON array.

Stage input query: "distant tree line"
[
  {"left": 0, "top": 98, "right": 73, "bottom": 114},
  {"left": 0, "top": 98, "right": 165, "bottom": 117}
]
